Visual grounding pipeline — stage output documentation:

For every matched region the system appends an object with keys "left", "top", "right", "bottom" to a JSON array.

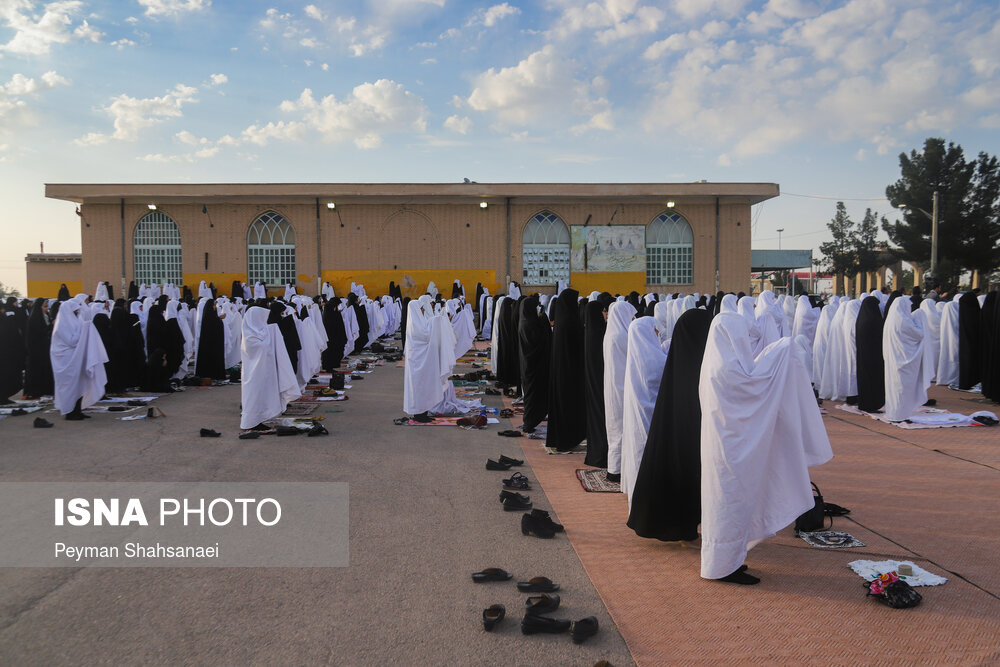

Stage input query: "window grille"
[
  {"left": 248, "top": 211, "right": 296, "bottom": 285},
  {"left": 133, "top": 211, "right": 182, "bottom": 285},
  {"left": 522, "top": 210, "right": 570, "bottom": 285},
  {"left": 646, "top": 212, "right": 693, "bottom": 285}
]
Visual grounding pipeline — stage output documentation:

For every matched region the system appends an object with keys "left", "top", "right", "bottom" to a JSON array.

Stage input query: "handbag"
[{"left": 795, "top": 482, "right": 829, "bottom": 533}]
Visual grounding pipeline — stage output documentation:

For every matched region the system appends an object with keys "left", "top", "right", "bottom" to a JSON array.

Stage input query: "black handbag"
[{"left": 795, "top": 482, "right": 828, "bottom": 533}]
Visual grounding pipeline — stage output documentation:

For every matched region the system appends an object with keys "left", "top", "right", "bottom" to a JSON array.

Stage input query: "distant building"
[
  {"left": 39, "top": 182, "right": 778, "bottom": 299},
  {"left": 25, "top": 253, "right": 82, "bottom": 298}
]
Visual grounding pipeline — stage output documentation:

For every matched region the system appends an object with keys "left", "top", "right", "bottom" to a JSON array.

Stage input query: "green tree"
[
  {"left": 883, "top": 137, "right": 1000, "bottom": 284},
  {"left": 0, "top": 282, "right": 21, "bottom": 299},
  {"left": 854, "top": 208, "right": 883, "bottom": 291},
  {"left": 819, "top": 202, "right": 857, "bottom": 293}
]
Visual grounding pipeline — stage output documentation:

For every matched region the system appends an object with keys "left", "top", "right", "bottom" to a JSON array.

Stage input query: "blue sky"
[{"left": 1, "top": 0, "right": 998, "bottom": 293}]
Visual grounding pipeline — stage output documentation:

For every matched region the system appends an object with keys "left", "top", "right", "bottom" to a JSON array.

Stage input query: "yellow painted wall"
[
  {"left": 569, "top": 272, "right": 646, "bottom": 296},
  {"left": 322, "top": 270, "right": 500, "bottom": 300},
  {"left": 27, "top": 280, "right": 84, "bottom": 299}
]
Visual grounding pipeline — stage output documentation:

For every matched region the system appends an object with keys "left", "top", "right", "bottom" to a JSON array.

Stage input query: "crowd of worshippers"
[
  {"left": 476, "top": 282, "right": 1000, "bottom": 585},
  {"left": 0, "top": 278, "right": 417, "bottom": 431}
]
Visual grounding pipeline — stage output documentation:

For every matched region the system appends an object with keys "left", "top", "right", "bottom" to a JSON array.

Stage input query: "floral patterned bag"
[{"left": 866, "top": 572, "right": 922, "bottom": 608}]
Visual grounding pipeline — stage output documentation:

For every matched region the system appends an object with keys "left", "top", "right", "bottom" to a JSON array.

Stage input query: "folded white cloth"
[{"left": 848, "top": 559, "right": 947, "bottom": 586}]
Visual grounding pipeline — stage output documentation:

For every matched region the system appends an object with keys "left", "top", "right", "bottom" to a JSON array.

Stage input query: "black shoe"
[
  {"left": 486, "top": 458, "right": 513, "bottom": 471},
  {"left": 517, "top": 577, "right": 559, "bottom": 593},
  {"left": 65, "top": 411, "right": 86, "bottom": 421},
  {"left": 529, "top": 509, "right": 564, "bottom": 533},
  {"left": 200, "top": 428, "right": 221, "bottom": 437},
  {"left": 498, "top": 454, "right": 524, "bottom": 466},
  {"left": 412, "top": 412, "right": 434, "bottom": 423},
  {"left": 33, "top": 417, "right": 54, "bottom": 428},
  {"left": 499, "top": 490, "right": 530, "bottom": 505},
  {"left": 307, "top": 423, "right": 329, "bottom": 437},
  {"left": 521, "top": 513, "right": 555, "bottom": 538},
  {"left": 525, "top": 594, "right": 560, "bottom": 615},
  {"left": 472, "top": 568, "right": 513, "bottom": 583},
  {"left": 238, "top": 431, "right": 261, "bottom": 440},
  {"left": 483, "top": 604, "right": 505, "bottom": 632},
  {"left": 571, "top": 616, "right": 599, "bottom": 644},
  {"left": 604, "top": 472, "right": 620, "bottom": 483},
  {"left": 521, "top": 613, "right": 570, "bottom": 635},
  {"left": 502, "top": 496, "right": 532, "bottom": 511}
]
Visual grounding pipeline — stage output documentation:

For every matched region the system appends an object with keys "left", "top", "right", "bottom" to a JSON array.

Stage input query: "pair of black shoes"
[
  {"left": 521, "top": 612, "right": 598, "bottom": 643},
  {"left": 500, "top": 490, "right": 531, "bottom": 511},
  {"left": 521, "top": 510, "right": 563, "bottom": 538},
  {"left": 486, "top": 454, "right": 523, "bottom": 471}
]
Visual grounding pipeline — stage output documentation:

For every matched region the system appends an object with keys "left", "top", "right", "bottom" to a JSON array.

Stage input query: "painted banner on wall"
[{"left": 570, "top": 225, "right": 645, "bottom": 272}]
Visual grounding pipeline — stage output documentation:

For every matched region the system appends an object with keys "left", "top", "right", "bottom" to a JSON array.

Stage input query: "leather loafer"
[
  {"left": 486, "top": 458, "right": 513, "bottom": 471},
  {"left": 502, "top": 496, "right": 532, "bottom": 511},
  {"left": 521, "top": 613, "right": 570, "bottom": 635},
  {"left": 472, "top": 568, "right": 513, "bottom": 583},
  {"left": 521, "top": 513, "right": 554, "bottom": 539},
  {"left": 499, "top": 490, "right": 530, "bottom": 505},
  {"left": 571, "top": 616, "right": 599, "bottom": 644},
  {"left": 33, "top": 417, "right": 53, "bottom": 428},
  {"left": 200, "top": 428, "right": 221, "bottom": 438},
  {"left": 525, "top": 593, "right": 560, "bottom": 615},
  {"left": 483, "top": 604, "right": 505, "bottom": 631},
  {"left": 498, "top": 454, "right": 524, "bottom": 466},
  {"left": 530, "top": 509, "right": 564, "bottom": 533}
]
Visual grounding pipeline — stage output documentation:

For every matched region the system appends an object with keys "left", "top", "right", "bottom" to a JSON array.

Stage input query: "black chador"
[
  {"left": 958, "top": 291, "right": 982, "bottom": 390},
  {"left": 123, "top": 305, "right": 148, "bottom": 389},
  {"left": 195, "top": 299, "right": 227, "bottom": 380},
  {"left": 127, "top": 281, "right": 139, "bottom": 300},
  {"left": 982, "top": 291, "right": 998, "bottom": 401},
  {"left": 583, "top": 295, "right": 614, "bottom": 468},
  {"left": 269, "top": 303, "right": 302, "bottom": 374},
  {"left": 855, "top": 296, "right": 885, "bottom": 413},
  {"left": 57, "top": 284, "right": 71, "bottom": 301},
  {"left": 92, "top": 309, "right": 113, "bottom": 393},
  {"left": 545, "top": 289, "right": 587, "bottom": 452},
  {"left": 348, "top": 294, "right": 370, "bottom": 355},
  {"left": 106, "top": 307, "right": 133, "bottom": 393},
  {"left": 495, "top": 296, "right": 521, "bottom": 388},
  {"left": 627, "top": 308, "right": 713, "bottom": 542},
  {"left": 517, "top": 296, "right": 550, "bottom": 432},
  {"left": 474, "top": 283, "right": 484, "bottom": 325},
  {"left": 399, "top": 297, "right": 411, "bottom": 349},
  {"left": 0, "top": 301, "right": 25, "bottom": 402},
  {"left": 23, "top": 298, "right": 54, "bottom": 398},
  {"left": 321, "top": 301, "right": 348, "bottom": 371}
]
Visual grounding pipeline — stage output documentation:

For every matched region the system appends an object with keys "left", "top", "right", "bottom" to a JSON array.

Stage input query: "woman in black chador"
[
  {"left": 958, "top": 291, "right": 982, "bottom": 390},
  {"left": 495, "top": 296, "right": 521, "bottom": 389},
  {"left": 321, "top": 299, "right": 348, "bottom": 371},
  {"left": 981, "top": 291, "right": 998, "bottom": 401},
  {"left": 517, "top": 295, "right": 550, "bottom": 432},
  {"left": 348, "top": 293, "right": 369, "bottom": 355},
  {"left": 195, "top": 299, "right": 227, "bottom": 380},
  {"left": 584, "top": 294, "right": 615, "bottom": 467},
  {"left": 855, "top": 296, "right": 885, "bottom": 413},
  {"left": 627, "top": 308, "right": 713, "bottom": 542},
  {"left": 545, "top": 288, "right": 587, "bottom": 452},
  {"left": 23, "top": 298, "right": 54, "bottom": 398},
  {"left": 269, "top": 302, "right": 302, "bottom": 374}
]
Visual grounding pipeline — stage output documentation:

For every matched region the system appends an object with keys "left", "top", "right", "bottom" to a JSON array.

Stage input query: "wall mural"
[{"left": 570, "top": 225, "right": 646, "bottom": 272}]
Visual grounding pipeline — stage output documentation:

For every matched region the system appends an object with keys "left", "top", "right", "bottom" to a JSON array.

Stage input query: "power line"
[{"left": 783, "top": 191, "right": 890, "bottom": 202}]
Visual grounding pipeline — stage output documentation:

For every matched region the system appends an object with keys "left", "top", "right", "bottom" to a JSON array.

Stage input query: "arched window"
[
  {"left": 248, "top": 211, "right": 296, "bottom": 285},
  {"left": 522, "top": 210, "right": 570, "bottom": 285},
  {"left": 133, "top": 211, "right": 182, "bottom": 285},
  {"left": 646, "top": 212, "right": 693, "bottom": 285}
]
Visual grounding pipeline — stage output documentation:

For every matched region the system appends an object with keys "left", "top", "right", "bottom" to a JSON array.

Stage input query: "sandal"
[
  {"left": 497, "top": 430, "right": 522, "bottom": 438},
  {"left": 482, "top": 604, "right": 505, "bottom": 632},
  {"left": 517, "top": 577, "right": 560, "bottom": 593},
  {"left": 502, "top": 472, "right": 531, "bottom": 491},
  {"left": 472, "top": 568, "right": 513, "bottom": 583}
]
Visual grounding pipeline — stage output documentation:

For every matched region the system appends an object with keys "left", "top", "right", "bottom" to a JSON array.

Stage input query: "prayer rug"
[
  {"left": 835, "top": 403, "right": 977, "bottom": 429},
  {"left": 948, "top": 383, "right": 982, "bottom": 393},
  {"left": 797, "top": 530, "right": 865, "bottom": 549},
  {"left": 0, "top": 406, "right": 43, "bottom": 415},
  {"left": 575, "top": 469, "right": 621, "bottom": 493},
  {"left": 848, "top": 560, "right": 947, "bottom": 586},
  {"left": 283, "top": 402, "right": 318, "bottom": 416},
  {"left": 545, "top": 441, "right": 587, "bottom": 455}
]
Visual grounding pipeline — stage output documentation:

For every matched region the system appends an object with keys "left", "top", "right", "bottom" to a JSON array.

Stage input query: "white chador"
[
  {"left": 699, "top": 312, "right": 833, "bottom": 579},
  {"left": 448, "top": 299, "right": 476, "bottom": 360},
  {"left": 918, "top": 299, "right": 941, "bottom": 382},
  {"left": 936, "top": 295, "right": 961, "bottom": 386},
  {"left": 50, "top": 301, "right": 109, "bottom": 415},
  {"left": 811, "top": 297, "right": 839, "bottom": 387},
  {"left": 603, "top": 301, "right": 637, "bottom": 476},
  {"left": 403, "top": 297, "right": 481, "bottom": 415},
  {"left": 620, "top": 317, "right": 669, "bottom": 510},
  {"left": 819, "top": 299, "right": 860, "bottom": 401},
  {"left": 239, "top": 307, "right": 301, "bottom": 429},
  {"left": 737, "top": 295, "right": 765, "bottom": 357},
  {"left": 883, "top": 297, "right": 930, "bottom": 421},
  {"left": 489, "top": 295, "right": 506, "bottom": 375}
]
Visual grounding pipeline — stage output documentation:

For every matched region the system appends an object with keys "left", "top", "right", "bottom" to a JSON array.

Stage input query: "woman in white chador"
[
  {"left": 240, "top": 306, "right": 300, "bottom": 430},
  {"left": 602, "top": 300, "right": 637, "bottom": 482},
  {"left": 50, "top": 300, "right": 109, "bottom": 419},
  {"left": 699, "top": 312, "right": 832, "bottom": 585},
  {"left": 883, "top": 296, "right": 930, "bottom": 421}
]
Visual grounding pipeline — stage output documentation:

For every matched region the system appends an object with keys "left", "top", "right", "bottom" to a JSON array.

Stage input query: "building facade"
[{"left": 39, "top": 182, "right": 779, "bottom": 299}]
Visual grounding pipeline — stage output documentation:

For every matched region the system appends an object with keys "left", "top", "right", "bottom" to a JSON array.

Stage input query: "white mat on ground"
[
  {"left": 835, "top": 403, "right": 983, "bottom": 428},
  {"left": 0, "top": 406, "right": 43, "bottom": 415},
  {"left": 848, "top": 559, "right": 948, "bottom": 586},
  {"left": 97, "top": 396, "right": 158, "bottom": 403}
]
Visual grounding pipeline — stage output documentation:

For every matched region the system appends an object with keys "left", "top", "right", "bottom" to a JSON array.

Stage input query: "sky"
[{"left": 1, "top": 0, "right": 998, "bottom": 294}]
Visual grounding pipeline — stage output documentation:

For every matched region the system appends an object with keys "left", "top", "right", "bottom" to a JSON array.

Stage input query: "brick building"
[{"left": 39, "top": 182, "right": 778, "bottom": 299}]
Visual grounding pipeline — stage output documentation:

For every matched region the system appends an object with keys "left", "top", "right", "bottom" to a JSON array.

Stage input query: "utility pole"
[{"left": 930, "top": 190, "right": 939, "bottom": 282}]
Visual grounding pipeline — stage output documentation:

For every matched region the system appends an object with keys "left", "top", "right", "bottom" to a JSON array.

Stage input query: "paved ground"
[
  {"left": 3, "top": 343, "right": 999, "bottom": 665},
  {"left": 0, "top": 347, "right": 632, "bottom": 666}
]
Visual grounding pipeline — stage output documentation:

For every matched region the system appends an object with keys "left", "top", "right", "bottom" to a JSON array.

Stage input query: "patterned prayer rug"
[{"left": 576, "top": 468, "right": 621, "bottom": 493}]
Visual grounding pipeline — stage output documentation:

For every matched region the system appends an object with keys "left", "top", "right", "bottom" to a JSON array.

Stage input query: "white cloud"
[
  {"left": 321, "top": 62, "right": 329, "bottom": 70},
  {"left": 279, "top": 79, "right": 428, "bottom": 148},
  {"left": 304, "top": 4, "right": 324, "bottom": 21},
  {"left": 75, "top": 83, "right": 198, "bottom": 145},
  {"left": 671, "top": 0, "right": 747, "bottom": 21},
  {"left": 467, "top": 45, "right": 613, "bottom": 132},
  {"left": 549, "top": 0, "right": 664, "bottom": 43},
  {"left": 72, "top": 19, "right": 102, "bottom": 42},
  {"left": 137, "top": 0, "right": 210, "bottom": 18},
  {"left": 208, "top": 73, "right": 227, "bottom": 86},
  {"left": 0, "top": 0, "right": 84, "bottom": 55},
  {"left": 110, "top": 38, "right": 136, "bottom": 49},
  {"left": 466, "top": 2, "right": 520, "bottom": 28},
  {"left": 444, "top": 114, "right": 471, "bottom": 134},
  {"left": 0, "top": 70, "right": 70, "bottom": 127}
]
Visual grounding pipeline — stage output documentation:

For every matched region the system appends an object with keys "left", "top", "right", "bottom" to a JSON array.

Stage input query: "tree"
[
  {"left": 883, "top": 137, "right": 1000, "bottom": 284},
  {"left": 0, "top": 282, "right": 21, "bottom": 299},
  {"left": 854, "top": 208, "right": 883, "bottom": 291},
  {"left": 819, "top": 202, "right": 857, "bottom": 293}
]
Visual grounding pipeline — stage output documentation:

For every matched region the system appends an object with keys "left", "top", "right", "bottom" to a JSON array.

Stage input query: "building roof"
[
  {"left": 45, "top": 182, "right": 779, "bottom": 206},
  {"left": 751, "top": 249, "right": 813, "bottom": 271},
  {"left": 25, "top": 253, "right": 82, "bottom": 263}
]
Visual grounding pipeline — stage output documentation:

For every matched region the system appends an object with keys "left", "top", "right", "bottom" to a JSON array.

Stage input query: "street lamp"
[
  {"left": 777, "top": 228, "right": 784, "bottom": 250},
  {"left": 897, "top": 190, "right": 939, "bottom": 281}
]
